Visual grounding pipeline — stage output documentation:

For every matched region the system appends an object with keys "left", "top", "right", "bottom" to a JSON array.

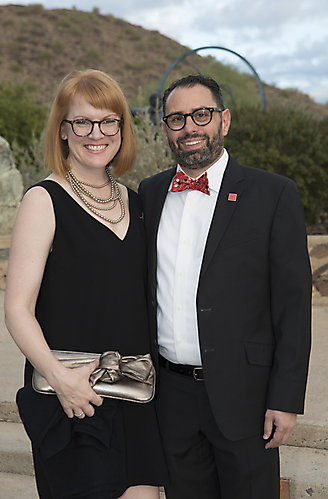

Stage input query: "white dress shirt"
[{"left": 157, "top": 149, "right": 229, "bottom": 365}]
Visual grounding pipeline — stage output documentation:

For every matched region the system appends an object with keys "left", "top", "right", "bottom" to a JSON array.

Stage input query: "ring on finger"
[{"left": 74, "top": 411, "right": 84, "bottom": 418}]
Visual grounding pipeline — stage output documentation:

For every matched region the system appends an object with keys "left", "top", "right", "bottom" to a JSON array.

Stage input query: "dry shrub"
[
  {"left": 120, "top": 111, "right": 174, "bottom": 191},
  {"left": 12, "top": 132, "right": 50, "bottom": 190}
]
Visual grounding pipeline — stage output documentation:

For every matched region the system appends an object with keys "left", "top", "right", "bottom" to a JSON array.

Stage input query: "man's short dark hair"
[{"left": 162, "top": 75, "right": 226, "bottom": 115}]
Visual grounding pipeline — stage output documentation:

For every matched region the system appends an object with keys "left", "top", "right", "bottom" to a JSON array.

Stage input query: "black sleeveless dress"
[{"left": 21, "top": 180, "right": 167, "bottom": 498}]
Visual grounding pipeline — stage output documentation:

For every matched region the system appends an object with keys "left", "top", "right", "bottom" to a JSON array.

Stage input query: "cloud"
[{"left": 248, "top": 35, "right": 328, "bottom": 103}]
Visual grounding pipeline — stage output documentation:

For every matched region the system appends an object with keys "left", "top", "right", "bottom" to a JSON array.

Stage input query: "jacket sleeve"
[{"left": 266, "top": 179, "right": 312, "bottom": 414}]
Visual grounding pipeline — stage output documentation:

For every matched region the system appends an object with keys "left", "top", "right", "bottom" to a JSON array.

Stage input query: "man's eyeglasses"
[
  {"left": 62, "top": 118, "right": 123, "bottom": 137},
  {"left": 162, "top": 107, "right": 223, "bottom": 131}
]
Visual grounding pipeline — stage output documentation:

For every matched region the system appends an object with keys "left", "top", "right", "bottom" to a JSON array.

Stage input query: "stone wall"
[{"left": 0, "top": 136, "right": 23, "bottom": 235}]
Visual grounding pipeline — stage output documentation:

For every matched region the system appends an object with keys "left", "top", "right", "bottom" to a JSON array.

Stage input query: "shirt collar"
[{"left": 170, "top": 149, "right": 229, "bottom": 193}]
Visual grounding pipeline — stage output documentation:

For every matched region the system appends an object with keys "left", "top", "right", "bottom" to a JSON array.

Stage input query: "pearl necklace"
[{"left": 65, "top": 166, "right": 125, "bottom": 224}]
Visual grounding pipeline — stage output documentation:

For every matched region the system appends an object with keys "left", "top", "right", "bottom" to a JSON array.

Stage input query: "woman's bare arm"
[{"left": 4, "top": 186, "right": 103, "bottom": 417}]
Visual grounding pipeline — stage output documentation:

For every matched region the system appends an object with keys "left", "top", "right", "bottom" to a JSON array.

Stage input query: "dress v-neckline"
[{"left": 43, "top": 179, "right": 131, "bottom": 241}]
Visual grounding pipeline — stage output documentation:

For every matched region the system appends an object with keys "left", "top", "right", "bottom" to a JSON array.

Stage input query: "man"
[{"left": 139, "top": 75, "right": 312, "bottom": 499}]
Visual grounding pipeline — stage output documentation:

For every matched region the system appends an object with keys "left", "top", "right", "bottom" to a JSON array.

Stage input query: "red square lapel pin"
[{"left": 228, "top": 193, "right": 237, "bottom": 202}]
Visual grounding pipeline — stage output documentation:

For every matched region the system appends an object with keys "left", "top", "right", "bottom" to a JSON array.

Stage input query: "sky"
[{"left": 1, "top": 0, "right": 328, "bottom": 105}]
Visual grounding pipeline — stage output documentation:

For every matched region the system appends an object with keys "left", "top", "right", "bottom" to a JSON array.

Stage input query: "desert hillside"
[
  {"left": 0, "top": 4, "right": 191, "bottom": 106},
  {"left": 1, "top": 3, "right": 328, "bottom": 118}
]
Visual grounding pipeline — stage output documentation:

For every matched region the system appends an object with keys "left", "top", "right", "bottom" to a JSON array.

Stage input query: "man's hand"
[{"left": 263, "top": 409, "right": 297, "bottom": 449}]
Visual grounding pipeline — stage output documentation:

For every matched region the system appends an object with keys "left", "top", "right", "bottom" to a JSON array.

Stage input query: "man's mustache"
[{"left": 177, "top": 133, "right": 208, "bottom": 145}]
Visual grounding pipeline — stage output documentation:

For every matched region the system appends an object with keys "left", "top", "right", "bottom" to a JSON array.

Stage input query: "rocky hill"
[
  {"left": 0, "top": 4, "right": 191, "bottom": 107},
  {"left": 1, "top": 3, "right": 328, "bottom": 118}
]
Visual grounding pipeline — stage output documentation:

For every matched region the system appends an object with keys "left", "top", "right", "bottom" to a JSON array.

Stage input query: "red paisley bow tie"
[{"left": 171, "top": 171, "right": 210, "bottom": 196}]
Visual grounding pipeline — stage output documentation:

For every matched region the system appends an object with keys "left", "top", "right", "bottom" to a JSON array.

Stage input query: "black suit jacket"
[{"left": 139, "top": 156, "right": 312, "bottom": 441}]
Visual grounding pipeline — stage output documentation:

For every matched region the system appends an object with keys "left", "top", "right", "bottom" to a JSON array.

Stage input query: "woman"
[{"left": 4, "top": 69, "right": 167, "bottom": 499}]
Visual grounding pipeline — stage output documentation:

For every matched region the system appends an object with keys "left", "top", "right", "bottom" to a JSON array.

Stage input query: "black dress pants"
[{"left": 158, "top": 366, "right": 280, "bottom": 499}]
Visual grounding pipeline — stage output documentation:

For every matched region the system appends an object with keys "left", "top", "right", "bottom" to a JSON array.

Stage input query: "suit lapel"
[{"left": 200, "top": 158, "right": 245, "bottom": 280}]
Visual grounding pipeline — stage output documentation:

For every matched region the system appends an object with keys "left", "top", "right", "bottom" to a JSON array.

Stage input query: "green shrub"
[
  {"left": 50, "top": 39, "right": 65, "bottom": 53},
  {"left": 124, "top": 103, "right": 328, "bottom": 226},
  {"left": 70, "top": 26, "right": 84, "bottom": 37},
  {"left": 118, "top": 25, "right": 143, "bottom": 42},
  {"left": 199, "top": 57, "right": 261, "bottom": 108},
  {"left": 57, "top": 17, "right": 71, "bottom": 28},
  {"left": 149, "top": 32, "right": 162, "bottom": 49},
  {"left": 12, "top": 133, "right": 50, "bottom": 190},
  {"left": 129, "top": 81, "right": 161, "bottom": 109},
  {"left": 124, "top": 61, "right": 149, "bottom": 71},
  {"left": 40, "top": 49, "right": 54, "bottom": 60},
  {"left": 31, "top": 18, "right": 43, "bottom": 28},
  {"left": 90, "top": 13, "right": 100, "bottom": 25},
  {"left": 120, "top": 111, "right": 173, "bottom": 190},
  {"left": 0, "top": 82, "right": 48, "bottom": 189},
  {"left": 85, "top": 46, "right": 102, "bottom": 62},
  {"left": 136, "top": 39, "right": 147, "bottom": 52},
  {"left": 7, "top": 41, "right": 19, "bottom": 55},
  {"left": 10, "top": 62, "right": 23, "bottom": 73},
  {"left": 20, "top": 20, "right": 30, "bottom": 32},
  {"left": 0, "top": 82, "right": 48, "bottom": 151},
  {"left": 2, "top": 17, "right": 15, "bottom": 26},
  {"left": 225, "top": 106, "right": 328, "bottom": 225},
  {"left": 68, "top": 9, "right": 85, "bottom": 23},
  {"left": 114, "top": 18, "right": 125, "bottom": 27},
  {"left": 124, "top": 26, "right": 142, "bottom": 41}
]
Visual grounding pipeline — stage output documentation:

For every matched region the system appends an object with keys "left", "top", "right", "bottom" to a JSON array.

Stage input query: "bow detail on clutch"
[
  {"left": 32, "top": 349, "right": 156, "bottom": 403},
  {"left": 89, "top": 351, "right": 154, "bottom": 386}
]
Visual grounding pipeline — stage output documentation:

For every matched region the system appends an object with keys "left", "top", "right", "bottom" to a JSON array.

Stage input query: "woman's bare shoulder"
[{"left": 13, "top": 183, "right": 55, "bottom": 244}]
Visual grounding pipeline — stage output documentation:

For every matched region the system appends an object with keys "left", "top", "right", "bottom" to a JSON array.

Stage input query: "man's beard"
[{"left": 167, "top": 126, "right": 224, "bottom": 171}]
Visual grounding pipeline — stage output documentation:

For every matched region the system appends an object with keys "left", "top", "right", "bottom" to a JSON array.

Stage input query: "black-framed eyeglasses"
[
  {"left": 163, "top": 107, "right": 223, "bottom": 131},
  {"left": 62, "top": 117, "right": 123, "bottom": 137}
]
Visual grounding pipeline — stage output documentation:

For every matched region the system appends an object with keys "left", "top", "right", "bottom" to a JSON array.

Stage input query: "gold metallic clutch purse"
[{"left": 32, "top": 350, "right": 155, "bottom": 403}]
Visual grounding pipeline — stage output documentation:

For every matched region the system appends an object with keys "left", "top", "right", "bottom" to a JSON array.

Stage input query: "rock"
[
  {"left": 312, "top": 263, "right": 328, "bottom": 280},
  {"left": 0, "top": 136, "right": 24, "bottom": 235},
  {"left": 0, "top": 259, "right": 7, "bottom": 291},
  {"left": 315, "top": 279, "right": 328, "bottom": 296},
  {"left": 0, "top": 136, "right": 15, "bottom": 176},
  {"left": 0, "top": 236, "right": 11, "bottom": 290},
  {"left": 308, "top": 235, "right": 328, "bottom": 305},
  {"left": 310, "top": 244, "right": 328, "bottom": 259}
]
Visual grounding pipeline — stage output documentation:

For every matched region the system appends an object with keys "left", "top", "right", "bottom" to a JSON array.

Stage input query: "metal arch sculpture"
[{"left": 157, "top": 46, "right": 266, "bottom": 109}]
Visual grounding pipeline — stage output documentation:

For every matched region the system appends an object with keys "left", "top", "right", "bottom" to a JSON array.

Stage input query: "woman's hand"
[{"left": 52, "top": 360, "right": 104, "bottom": 419}]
